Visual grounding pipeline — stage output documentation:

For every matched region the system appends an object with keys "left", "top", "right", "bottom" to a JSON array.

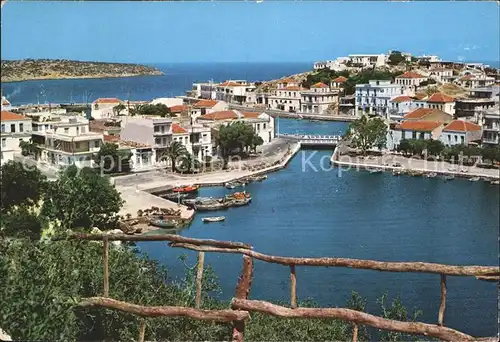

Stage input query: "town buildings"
[
  {"left": 455, "top": 87, "right": 499, "bottom": 122},
  {"left": 215, "top": 80, "right": 256, "bottom": 104},
  {"left": 268, "top": 78, "right": 304, "bottom": 112},
  {"left": 456, "top": 74, "right": 496, "bottom": 89},
  {"left": 1, "top": 111, "right": 33, "bottom": 164},
  {"left": 300, "top": 82, "right": 339, "bottom": 114},
  {"left": 481, "top": 108, "right": 500, "bottom": 146},
  {"left": 91, "top": 98, "right": 125, "bottom": 119},
  {"left": 191, "top": 81, "right": 217, "bottom": 100},
  {"left": 190, "top": 99, "right": 228, "bottom": 120},
  {"left": 395, "top": 72, "right": 427, "bottom": 95},
  {"left": 439, "top": 120, "right": 482, "bottom": 146},
  {"left": 355, "top": 80, "right": 404, "bottom": 117},
  {"left": 31, "top": 115, "right": 103, "bottom": 168}
]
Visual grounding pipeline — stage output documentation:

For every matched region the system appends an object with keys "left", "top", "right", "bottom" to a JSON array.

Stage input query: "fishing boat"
[
  {"left": 202, "top": 216, "right": 225, "bottom": 223},
  {"left": 249, "top": 175, "right": 267, "bottom": 182},
  {"left": 425, "top": 172, "right": 437, "bottom": 178},
  {"left": 231, "top": 197, "right": 252, "bottom": 207},
  {"left": 172, "top": 185, "right": 199, "bottom": 194},
  {"left": 149, "top": 218, "right": 178, "bottom": 228},
  {"left": 443, "top": 175, "right": 455, "bottom": 181},
  {"left": 225, "top": 192, "right": 251, "bottom": 201},
  {"left": 469, "top": 177, "right": 481, "bottom": 182},
  {"left": 163, "top": 192, "right": 189, "bottom": 200},
  {"left": 194, "top": 200, "right": 228, "bottom": 211},
  {"left": 368, "top": 168, "right": 382, "bottom": 174},
  {"left": 183, "top": 197, "right": 213, "bottom": 206},
  {"left": 490, "top": 180, "right": 500, "bottom": 185}
]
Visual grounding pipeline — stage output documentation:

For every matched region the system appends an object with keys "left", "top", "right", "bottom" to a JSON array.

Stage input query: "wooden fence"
[{"left": 68, "top": 234, "right": 499, "bottom": 342}]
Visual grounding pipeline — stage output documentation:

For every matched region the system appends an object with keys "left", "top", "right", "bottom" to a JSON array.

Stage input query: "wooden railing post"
[
  {"left": 138, "top": 319, "right": 146, "bottom": 342},
  {"left": 232, "top": 255, "right": 254, "bottom": 342},
  {"left": 290, "top": 264, "right": 297, "bottom": 308},
  {"left": 103, "top": 237, "right": 109, "bottom": 297},
  {"left": 438, "top": 274, "right": 447, "bottom": 326},
  {"left": 352, "top": 323, "right": 358, "bottom": 342},
  {"left": 195, "top": 251, "right": 205, "bottom": 309}
]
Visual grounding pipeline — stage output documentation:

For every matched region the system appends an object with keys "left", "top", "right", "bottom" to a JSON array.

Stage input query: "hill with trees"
[{"left": 1, "top": 59, "right": 164, "bottom": 82}]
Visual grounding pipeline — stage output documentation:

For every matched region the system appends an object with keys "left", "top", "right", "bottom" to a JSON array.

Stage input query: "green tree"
[
  {"left": 160, "top": 141, "right": 188, "bottom": 172},
  {"left": 345, "top": 116, "right": 388, "bottom": 155},
  {"left": 377, "top": 292, "right": 423, "bottom": 342},
  {"left": 19, "top": 139, "right": 40, "bottom": 158},
  {"left": 177, "top": 152, "right": 201, "bottom": 174},
  {"left": 113, "top": 103, "right": 126, "bottom": 116},
  {"left": 93, "top": 142, "right": 132, "bottom": 174},
  {"left": 387, "top": 51, "right": 406, "bottom": 66},
  {"left": 425, "top": 139, "right": 444, "bottom": 158},
  {"left": 397, "top": 139, "right": 412, "bottom": 156},
  {"left": 132, "top": 103, "right": 172, "bottom": 117},
  {"left": 481, "top": 146, "right": 498, "bottom": 165},
  {"left": 0, "top": 206, "right": 43, "bottom": 240},
  {"left": 410, "top": 139, "right": 427, "bottom": 156},
  {"left": 41, "top": 166, "right": 123, "bottom": 231},
  {"left": 0, "top": 161, "right": 47, "bottom": 213}
]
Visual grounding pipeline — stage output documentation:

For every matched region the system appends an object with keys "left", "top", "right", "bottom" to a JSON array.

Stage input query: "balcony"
[{"left": 482, "top": 135, "right": 499, "bottom": 144}]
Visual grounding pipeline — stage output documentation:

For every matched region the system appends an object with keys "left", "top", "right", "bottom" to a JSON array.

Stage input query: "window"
[
  {"left": 95, "top": 140, "right": 100, "bottom": 148},
  {"left": 64, "top": 128, "right": 69, "bottom": 134},
  {"left": 448, "top": 134, "right": 451, "bottom": 142},
  {"left": 10, "top": 124, "right": 15, "bottom": 133},
  {"left": 263, "top": 123, "right": 267, "bottom": 130},
  {"left": 76, "top": 127, "right": 80, "bottom": 134},
  {"left": 460, "top": 136, "right": 464, "bottom": 144},
  {"left": 75, "top": 142, "right": 80, "bottom": 149},
  {"left": 1, "top": 124, "right": 4, "bottom": 132},
  {"left": 155, "top": 138, "right": 161, "bottom": 145},
  {"left": 257, "top": 124, "right": 260, "bottom": 131},
  {"left": 1, "top": 139, "right": 6, "bottom": 148},
  {"left": 154, "top": 125, "right": 159, "bottom": 133},
  {"left": 81, "top": 126, "right": 86, "bottom": 133}
]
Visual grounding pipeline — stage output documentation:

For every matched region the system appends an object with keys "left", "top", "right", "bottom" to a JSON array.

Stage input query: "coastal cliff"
[{"left": 0, "top": 59, "right": 164, "bottom": 82}]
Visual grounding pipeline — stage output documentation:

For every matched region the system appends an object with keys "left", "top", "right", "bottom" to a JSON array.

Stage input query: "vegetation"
[
  {"left": 387, "top": 51, "right": 406, "bottom": 66},
  {"left": 93, "top": 142, "right": 132, "bottom": 174},
  {"left": 217, "top": 121, "right": 264, "bottom": 167},
  {"left": 19, "top": 139, "right": 40, "bottom": 158},
  {"left": 113, "top": 103, "right": 127, "bottom": 116},
  {"left": 178, "top": 153, "right": 202, "bottom": 174},
  {"left": 345, "top": 116, "right": 388, "bottom": 155},
  {"left": 301, "top": 68, "right": 350, "bottom": 89},
  {"left": 1, "top": 59, "right": 163, "bottom": 82},
  {"left": 131, "top": 103, "right": 172, "bottom": 117}
]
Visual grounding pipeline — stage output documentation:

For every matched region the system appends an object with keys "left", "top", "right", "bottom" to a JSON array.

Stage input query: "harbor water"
[{"left": 138, "top": 119, "right": 499, "bottom": 337}]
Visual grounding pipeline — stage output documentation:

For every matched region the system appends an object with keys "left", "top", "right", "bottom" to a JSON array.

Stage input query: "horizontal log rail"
[
  {"left": 79, "top": 297, "right": 249, "bottom": 322},
  {"left": 170, "top": 243, "right": 499, "bottom": 278},
  {"left": 63, "top": 233, "right": 252, "bottom": 250},
  {"left": 231, "top": 298, "right": 474, "bottom": 342}
]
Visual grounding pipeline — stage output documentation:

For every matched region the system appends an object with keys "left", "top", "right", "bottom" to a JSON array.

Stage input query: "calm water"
[
  {"left": 138, "top": 119, "right": 499, "bottom": 337},
  {"left": 1, "top": 62, "right": 311, "bottom": 105}
]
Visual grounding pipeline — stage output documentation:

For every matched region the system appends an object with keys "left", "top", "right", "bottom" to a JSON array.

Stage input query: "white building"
[
  {"left": 439, "top": 120, "right": 482, "bottom": 146},
  {"left": 418, "top": 55, "right": 442, "bottom": 63},
  {"left": 150, "top": 97, "right": 184, "bottom": 107},
  {"left": 215, "top": 80, "right": 256, "bottom": 105},
  {"left": 355, "top": 80, "right": 404, "bottom": 117},
  {"left": 31, "top": 116, "right": 103, "bottom": 169},
  {"left": 387, "top": 120, "right": 444, "bottom": 150},
  {"left": 171, "top": 123, "right": 213, "bottom": 161},
  {"left": 191, "top": 81, "right": 217, "bottom": 100},
  {"left": 348, "top": 54, "right": 388, "bottom": 68},
  {"left": 455, "top": 87, "right": 499, "bottom": 122},
  {"left": 190, "top": 100, "right": 229, "bottom": 120},
  {"left": 389, "top": 96, "right": 414, "bottom": 121},
  {"left": 395, "top": 71, "right": 427, "bottom": 95},
  {"left": 1, "top": 111, "right": 33, "bottom": 164},
  {"left": 423, "top": 93, "right": 456, "bottom": 115},
  {"left": 300, "top": 82, "right": 339, "bottom": 115},
  {"left": 268, "top": 78, "right": 304, "bottom": 112},
  {"left": 428, "top": 69, "right": 453, "bottom": 83},
  {"left": 481, "top": 107, "right": 500, "bottom": 146},
  {"left": 1, "top": 96, "right": 12, "bottom": 111},
  {"left": 330, "top": 76, "right": 348, "bottom": 90},
  {"left": 91, "top": 98, "right": 125, "bottom": 119},
  {"left": 456, "top": 74, "right": 496, "bottom": 89},
  {"left": 197, "top": 110, "right": 275, "bottom": 146}
]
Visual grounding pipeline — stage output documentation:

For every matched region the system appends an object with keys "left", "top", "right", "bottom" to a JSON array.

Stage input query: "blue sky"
[{"left": 1, "top": 1, "right": 499, "bottom": 63}]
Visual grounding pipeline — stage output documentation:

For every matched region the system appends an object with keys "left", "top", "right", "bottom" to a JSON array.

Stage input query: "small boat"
[
  {"left": 202, "top": 216, "right": 225, "bottom": 223},
  {"left": 225, "top": 192, "right": 251, "bottom": 201},
  {"left": 443, "top": 175, "right": 455, "bottom": 181},
  {"left": 249, "top": 175, "right": 267, "bottom": 182},
  {"left": 183, "top": 197, "right": 213, "bottom": 206},
  {"left": 163, "top": 192, "right": 189, "bottom": 200},
  {"left": 409, "top": 171, "right": 424, "bottom": 177},
  {"left": 392, "top": 170, "right": 402, "bottom": 176},
  {"left": 368, "top": 168, "right": 382, "bottom": 174},
  {"left": 172, "top": 185, "right": 200, "bottom": 194},
  {"left": 425, "top": 172, "right": 437, "bottom": 178},
  {"left": 194, "top": 201, "right": 228, "bottom": 211},
  {"left": 231, "top": 197, "right": 252, "bottom": 207},
  {"left": 149, "top": 218, "right": 178, "bottom": 228},
  {"left": 469, "top": 177, "right": 481, "bottom": 182},
  {"left": 490, "top": 180, "right": 500, "bottom": 185}
]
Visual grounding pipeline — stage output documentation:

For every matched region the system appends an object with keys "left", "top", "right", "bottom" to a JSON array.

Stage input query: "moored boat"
[
  {"left": 392, "top": 170, "right": 402, "bottom": 176},
  {"left": 425, "top": 172, "right": 437, "bottom": 178},
  {"left": 249, "top": 175, "right": 267, "bottom": 182},
  {"left": 469, "top": 177, "right": 481, "bottom": 182},
  {"left": 202, "top": 216, "right": 225, "bottom": 223},
  {"left": 194, "top": 201, "right": 228, "bottom": 211},
  {"left": 231, "top": 197, "right": 252, "bottom": 207},
  {"left": 409, "top": 171, "right": 424, "bottom": 177},
  {"left": 443, "top": 175, "right": 455, "bottom": 181},
  {"left": 368, "top": 168, "right": 382, "bottom": 174},
  {"left": 225, "top": 192, "right": 251, "bottom": 201},
  {"left": 163, "top": 192, "right": 189, "bottom": 200},
  {"left": 149, "top": 218, "right": 178, "bottom": 228},
  {"left": 490, "top": 180, "right": 500, "bottom": 185},
  {"left": 172, "top": 185, "right": 200, "bottom": 194}
]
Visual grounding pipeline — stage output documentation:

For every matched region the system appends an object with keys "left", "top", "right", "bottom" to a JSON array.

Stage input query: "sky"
[{"left": 1, "top": 1, "right": 499, "bottom": 64}]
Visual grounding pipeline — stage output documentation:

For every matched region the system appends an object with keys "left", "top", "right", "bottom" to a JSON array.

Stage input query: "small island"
[{"left": 0, "top": 59, "right": 164, "bottom": 82}]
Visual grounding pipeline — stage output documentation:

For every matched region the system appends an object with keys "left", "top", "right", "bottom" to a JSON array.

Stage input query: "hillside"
[{"left": 1, "top": 59, "right": 164, "bottom": 82}]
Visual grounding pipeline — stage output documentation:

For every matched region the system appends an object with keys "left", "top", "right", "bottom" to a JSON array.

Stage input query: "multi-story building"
[
  {"left": 424, "top": 93, "right": 456, "bottom": 115},
  {"left": 347, "top": 54, "right": 388, "bottom": 68},
  {"left": 455, "top": 87, "right": 499, "bottom": 123},
  {"left": 171, "top": 123, "right": 213, "bottom": 161},
  {"left": 1, "top": 111, "right": 33, "bottom": 164},
  {"left": 31, "top": 116, "right": 103, "bottom": 168},
  {"left": 456, "top": 74, "right": 495, "bottom": 89},
  {"left": 268, "top": 78, "right": 304, "bottom": 112},
  {"left": 428, "top": 68, "right": 454, "bottom": 83},
  {"left": 395, "top": 71, "right": 427, "bottom": 94},
  {"left": 330, "top": 76, "right": 348, "bottom": 90},
  {"left": 300, "top": 82, "right": 339, "bottom": 115},
  {"left": 355, "top": 80, "right": 404, "bottom": 116},
  {"left": 191, "top": 81, "right": 217, "bottom": 100},
  {"left": 439, "top": 120, "right": 482, "bottom": 146},
  {"left": 197, "top": 110, "right": 275, "bottom": 145},
  {"left": 215, "top": 80, "right": 256, "bottom": 105},
  {"left": 481, "top": 107, "right": 500, "bottom": 146},
  {"left": 1, "top": 96, "right": 12, "bottom": 111},
  {"left": 388, "top": 96, "right": 414, "bottom": 121},
  {"left": 190, "top": 100, "right": 229, "bottom": 120}
]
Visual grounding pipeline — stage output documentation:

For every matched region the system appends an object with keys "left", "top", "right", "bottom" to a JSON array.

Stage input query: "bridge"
[{"left": 277, "top": 133, "right": 342, "bottom": 147}]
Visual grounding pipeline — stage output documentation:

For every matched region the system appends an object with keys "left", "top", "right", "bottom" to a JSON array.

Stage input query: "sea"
[{"left": 1, "top": 63, "right": 499, "bottom": 337}]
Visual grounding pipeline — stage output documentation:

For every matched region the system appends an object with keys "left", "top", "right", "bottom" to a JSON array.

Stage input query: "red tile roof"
[
  {"left": 459, "top": 75, "right": 474, "bottom": 81},
  {"left": 172, "top": 123, "right": 188, "bottom": 134},
  {"left": 218, "top": 81, "right": 246, "bottom": 87},
  {"left": 194, "top": 99, "right": 218, "bottom": 108},
  {"left": 396, "top": 71, "right": 426, "bottom": 79},
  {"left": 426, "top": 93, "right": 454, "bottom": 103},
  {"left": 443, "top": 120, "right": 481, "bottom": 132},
  {"left": 2, "top": 99, "right": 10, "bottom": 105},
  {"left": 413, "top": 93, "right": 427, "bottom": 100},
  {"left": 279, "top": 77, "right": 295, "bottom": 83},
  {"left": 169, "top": 105, "right": 189, "bottom": 113},
  {"left": 199, "top": 110, "right": 238, "bottom": 121},
  {"left": 397, "top": 121, "right": 442, "bottom": 132},
  {"left": 242, "top": 111, "right": 261, "bottom": 119},
  {"left": 283, "top": 86, "right": 304, "bottom": 91},
  {"left": 94, "top": 98, "right": 121, "bottom": 104},
  {"left": 311, "top": 82, "right": 329, "bottom": 88},
  {"left": 103, "top": 134, "right": 120, "bottom": 142},
  {"left": 403, "top": 108, "right": 434, "bottom": 119},
  {"left": 1, "top": 111, "right": 27, "bottom": 121},
  {"left": 390, "top": 96, "right": 413, "bottom": 103},
  {"left": 333, "top": 76, "right": 347, "bottom": 83}
]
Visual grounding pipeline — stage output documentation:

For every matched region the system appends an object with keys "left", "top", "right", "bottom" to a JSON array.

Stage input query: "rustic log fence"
[{"left": 67, "top": 234, "right": 499, "bottom": 342}]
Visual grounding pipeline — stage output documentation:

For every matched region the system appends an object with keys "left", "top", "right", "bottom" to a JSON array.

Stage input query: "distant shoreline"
[{"left": 1, "top": 73, "right": 165, "bottom": 83}]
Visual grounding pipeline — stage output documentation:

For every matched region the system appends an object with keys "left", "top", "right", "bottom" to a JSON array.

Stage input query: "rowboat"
[
  {"left": 392, "top": 170, "right": 402, "bottom": 176},
  {"left": 443, "top": 175, "right": 455, "bottom": 181},
  {"left": 202, "top": 216, "right": 225, "bottom": 223},
  {"left": 183, "top": 197, "right": 214, "bottom": 206},
  {"left": 425, "top": 172, "right": 437, "bottom": 178},
  {"left": 469, "top": 177, "right": 481, "bottom": 182},
  {"left": 231, "top": 197, "right": 252, "bottom": 207},
  {"left": 172, "top": 185, "right": 199, "bottom": 194},
  {"left": 194, "top": 201, "right": 228, "bottom": 211},
  {"left": 225, "top": 192, "right": 251, "bottom": 201},
  {"left": 368, "top": 168, "right": 382, "bottom": 174},
  {"left": 250, "top": 175, "right": 267, "bottom": 182},
  {"left": 163, "top": 192, "right": 189, "bottom": 200},
  {"left": 149, "top": 218, "right": 178, "bottom": 228},
  {"left": 490, "top": 180, "right": 500, "bottom": 185}
]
